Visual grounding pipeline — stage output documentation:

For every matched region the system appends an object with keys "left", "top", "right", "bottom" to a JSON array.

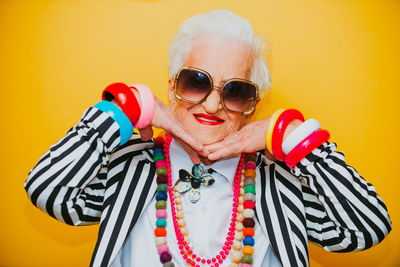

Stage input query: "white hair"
[{"left": 168, "top": 10, "right": 271, "bottom": 96}]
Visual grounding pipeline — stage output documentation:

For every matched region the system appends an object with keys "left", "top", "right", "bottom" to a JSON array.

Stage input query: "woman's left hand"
[
  {"left": 205, "top": 117, "right": 302, "bottom": 161},
  {"left": 205, "top": 117, "right": 271, "bottom": 161}
]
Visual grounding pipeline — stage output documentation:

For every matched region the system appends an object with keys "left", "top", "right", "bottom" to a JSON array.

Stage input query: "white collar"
[{"left": 168, "top": 138, "right": 241, "bottom": 185}]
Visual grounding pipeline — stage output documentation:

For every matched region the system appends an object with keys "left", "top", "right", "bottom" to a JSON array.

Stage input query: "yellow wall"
[{"left": 1, "top": 0, "right": 398, "bottom": 266}]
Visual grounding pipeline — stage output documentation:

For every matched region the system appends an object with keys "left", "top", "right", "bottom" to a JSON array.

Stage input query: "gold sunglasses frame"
[{"left": 173, "top": 67, "right": 260, "bottom": 115}]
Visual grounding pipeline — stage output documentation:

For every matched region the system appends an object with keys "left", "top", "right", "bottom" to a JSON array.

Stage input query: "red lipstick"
[{"left": 193, "top": 113, "right": 225, "bottom": 126}]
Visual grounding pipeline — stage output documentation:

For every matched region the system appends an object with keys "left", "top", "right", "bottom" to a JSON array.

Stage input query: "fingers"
[
  {"left": 138, "top": 126, "right": 154, "bottom": 141},
  {"left": 206, "top": 135, "right": 242, "bottom": 160}
]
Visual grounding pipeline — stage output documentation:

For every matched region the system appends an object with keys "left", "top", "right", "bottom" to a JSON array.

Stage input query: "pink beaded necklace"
[{"left": 153, "top": 133, "right": 257, "bottom": 267}]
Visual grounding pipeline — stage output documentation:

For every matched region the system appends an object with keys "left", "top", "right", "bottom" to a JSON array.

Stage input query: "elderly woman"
[{"left": 25, "top": 10, "right": 391, "bottom": 267}]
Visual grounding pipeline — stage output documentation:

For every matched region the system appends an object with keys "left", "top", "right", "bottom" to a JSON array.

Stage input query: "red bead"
[
  {"left": 216, "top": 255, "right": 220, "bottom": 260},
  {"left": 218, "top": 259, "right": 223, "bottom": 263},
  {"left": 243, "top": 200, "right": 255, "bottom": 209},
  {"left": 196, "top": 257, "right": 200, "bottom": 262},
  {"left": 186, "top": 258, "right": 191, "bottom": 264},
  {"left": 183, "top": 255, "right": 188, "bottom": 259},
  {"left": 215, "top": 263, "right": 220, "bottom": 266},
  {"left": 207, "top": 259, "right": 211, "bottom": 264},
  {"left": 212, "top": 258, "right": 216, "bottom": 263},
  {"left": 192, "top": 254, "right": 196, "bottom": 259},
  {"left": 219, "top": 251, "right": 224, "bottom": 256},
  {"left": 188, "top": 249, "right": 193, "bottom": 255},
  {"left": 222, "top": 254, "right": 226, "bottom": 259},
  {"left": 201, "top": 259, "right": 206, "bottom": 264}
]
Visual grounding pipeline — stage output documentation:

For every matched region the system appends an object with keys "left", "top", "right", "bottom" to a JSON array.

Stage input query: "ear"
[{"left": 168, "top": 78, "right": 177, "bottom": 110}]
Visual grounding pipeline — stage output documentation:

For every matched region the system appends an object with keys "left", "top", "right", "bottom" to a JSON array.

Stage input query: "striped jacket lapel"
[
  {"left": 91, "top": 150, "right": 158, "bottom": 267},
  {"left": 256, "top": 157, "right": 309, "bottom": 267}
]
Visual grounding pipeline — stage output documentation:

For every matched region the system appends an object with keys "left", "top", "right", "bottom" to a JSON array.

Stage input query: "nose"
[{"left": 201, "top": 88, "right": 223, "bottom": 114}]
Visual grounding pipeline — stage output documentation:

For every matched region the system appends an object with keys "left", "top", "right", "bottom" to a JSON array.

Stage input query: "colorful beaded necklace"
[{"left": 153, "top": 133, "right": 257, "bottom": 267}]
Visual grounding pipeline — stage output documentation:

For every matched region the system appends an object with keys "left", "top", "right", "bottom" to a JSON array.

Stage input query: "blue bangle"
[{"left": 94, "top": 100, "right": 133, "bottom": 145}]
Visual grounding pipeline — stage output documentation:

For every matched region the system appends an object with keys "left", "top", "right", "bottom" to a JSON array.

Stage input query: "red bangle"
[
  {"left": 284, "top": 129, "right": 330, "bottom": 168},
  {"left": 102, "top": 83, "right": 141, "bottom": 126},
  {"left": 271, "top": 109, "right": 304, "bottom": 161}
]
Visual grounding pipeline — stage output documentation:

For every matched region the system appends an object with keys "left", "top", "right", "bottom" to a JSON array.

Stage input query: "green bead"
[
  {"left": 245, "top": 154, "right": 257, "bottom": 162},
  {"left": 245, "top": 184, "right": 256, "bottom": 194},
  {"left": 153, "top": 153, "right": 165, "bottom": 162},
  {"left": 156, "top": 167, "right": 167, "bottom": 176},
  {"left": 156, "top": 184, "right": 168, "bottom": 192},
  {"left": 241, "top": 254, "right": 253, "bottom": 264},
  {"left": 156, "top": 218, "right": 167, "bottom": 228},
  {"left": 155, "top": 200, "right": 167, "bottom": 210},
  {"left": 163, "top": 262, "right": 175, "bottom": 267}
]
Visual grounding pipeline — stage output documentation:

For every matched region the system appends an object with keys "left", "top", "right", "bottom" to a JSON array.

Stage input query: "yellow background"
[{"left": 1, "top": 0, "right": 399, "bottom": 266}]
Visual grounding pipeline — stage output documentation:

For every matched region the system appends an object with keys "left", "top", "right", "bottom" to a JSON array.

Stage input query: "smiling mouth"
[{"left": 193, "top": 113, "right": 225, "bottom": 126}]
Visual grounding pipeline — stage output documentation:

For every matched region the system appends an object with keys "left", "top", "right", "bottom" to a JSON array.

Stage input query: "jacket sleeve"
[
  {"left": 291, "top": 141, "right": 392, "bottom": 252},
  {"left": 24, "top": 107, "right": 122, "bottom": 226}
]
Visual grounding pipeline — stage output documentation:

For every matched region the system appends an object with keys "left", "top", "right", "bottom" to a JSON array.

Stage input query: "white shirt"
[{"left": 111, "top": 139, "right": 281, "bottom": 266}]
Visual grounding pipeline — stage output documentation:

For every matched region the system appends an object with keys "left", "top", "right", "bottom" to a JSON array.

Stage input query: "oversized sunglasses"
[{"left": 173, "top": 67, "right": 260, "bottom": 114}]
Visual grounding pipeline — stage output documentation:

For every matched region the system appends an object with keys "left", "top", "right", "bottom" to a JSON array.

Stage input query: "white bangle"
[{"left": 282, "top": 118, "right": 321, "bottom": 154}]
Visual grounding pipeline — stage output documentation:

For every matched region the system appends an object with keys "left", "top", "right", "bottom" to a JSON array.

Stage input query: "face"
[{"left": 169, "top": 37, "right": 254, "bottom": 145}]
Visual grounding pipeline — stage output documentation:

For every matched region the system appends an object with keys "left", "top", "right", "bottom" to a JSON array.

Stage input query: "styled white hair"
[{"left": 168, "top": 10, "right": 271, "bottom": 95}]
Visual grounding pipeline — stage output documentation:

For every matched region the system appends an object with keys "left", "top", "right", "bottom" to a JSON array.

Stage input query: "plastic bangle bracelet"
[
  {"left": 102, "top": 82, "right": 141, "bottom": 126},
  {"left": 285, "top": 129, "right": 330, "bottom": 168},
  {"left": 94, "top": 100, "right": 134, "bottom": 146},
  {"left": 271, "top": 109, "right": 305, "bottom": 161},
  {"left": 282, "top": 118, "right": 321, "bottom": 155},
  {"left": 266, "top": 109, "right": 285, "bottom": 155},
  {"left": 130, "top": 84, "right": 155, "bottom": 129}
]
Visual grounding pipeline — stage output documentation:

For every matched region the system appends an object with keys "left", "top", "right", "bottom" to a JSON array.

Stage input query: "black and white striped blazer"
[{"left": 24, "top": 107, "right": 392, "bottom": 267}]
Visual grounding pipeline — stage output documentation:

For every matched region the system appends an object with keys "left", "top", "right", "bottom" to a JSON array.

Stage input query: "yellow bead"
[
  {"left": 175, "top": 198, "right": 181, "bottom": 204},
  {"left": 240, "top": 188, "right": 245, "bottom": 196},
  {"left": 242, "top": 245, "right": 254, "bottom": 255},
  {"left": 184, "top": 236, "right": 190, "bottom": 243},
  {"left": 178, "top": 219, "right": 186, "bottom": 227},
  {"left": 230, "top": 251, "right": 242, "bottom": 263},
  {"left": 235, "top": 222, "right": 244, "bottom": 231},
  {"left": 233, "top": 240, "right": 242, "bottom": 250},
  {"left": 228, "top": 263, "right": 239, "bottom": 267},
  {"left": 174, "top": 192, "right": 180, "bottom": 198},
  {"left": 181, "top": 227, "right": 188, "bottom": 236},
  {"left": 238, "top": 204, "right": 244, "bottom": 213},
  {"left": 240, "top": 180, "right": 244, "bottom": 187},
  {"left": 234, "top": 231, "right": 243, "bottom": 241},
  {"left": 176, "top": 210, "right": 184, "bottom": 219},
  {"left": 176, "top": 204, "right": 183, "bottom": 211},
  {"left": 239, "top": 196, "right": 244, "bottom": 204},
  {"left": 236, "top": 213, "right": 244, "bottom": 222}
]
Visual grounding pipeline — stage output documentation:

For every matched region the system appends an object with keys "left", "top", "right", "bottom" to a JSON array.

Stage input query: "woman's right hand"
[{"left": 111, "top": 90, "right": 205, "bottom": 163}]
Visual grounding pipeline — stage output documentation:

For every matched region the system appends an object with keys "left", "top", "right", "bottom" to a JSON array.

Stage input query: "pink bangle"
[
  {"left": 285, "top": 129, "right": 330, "bottom": 168},
  {"left": 129, "top": 84, "right": 155, "bottom": 129}
]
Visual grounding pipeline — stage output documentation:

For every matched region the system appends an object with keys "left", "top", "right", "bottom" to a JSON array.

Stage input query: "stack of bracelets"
[
  {"left": 266, "top": 108, "right": 330, "bottom": 168},
  {"left": 94, "top": 82, "right": 155, "bottom": 145}
]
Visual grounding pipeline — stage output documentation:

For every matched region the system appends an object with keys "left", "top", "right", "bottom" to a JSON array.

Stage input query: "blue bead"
[
  {"left": 153, "top": 149, "right": 163, "bottom": 156},
  {"left": 243, "top": 236, "right": 255, "bottom": 246},
  {"left": 156, "top": 192, "right": 167, "bottom": 201}
]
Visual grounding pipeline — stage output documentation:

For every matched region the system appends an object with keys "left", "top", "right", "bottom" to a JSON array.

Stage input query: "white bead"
[
  {"left": 234, "top": 231, "right": 243, "bottom": 241},
  {"left": 174, "top": 192, "right": 180, "bottom": 198},
  {"left": 239, "top": 196, "right": 244, "bottom": 204},
  {"left": 155, "top": 237, "right": 166, "bottom": 246},
  {"left": 240, "top": 181, "right": 244, "bottom": 187},
  {"left": 176, "top": 204, "right": 183, "bottom": 210},
  {"left": 228, "top": 264, "right": 239, "bottom": 267},
  {"left": 244, "top": 193, "right": 256, "bottom": 202},
  {"left": 243, "top": 209, "right": 255, "bottom": 218},
  {"left": 184, "top": 236, "right": 190, "bottom": 243}
]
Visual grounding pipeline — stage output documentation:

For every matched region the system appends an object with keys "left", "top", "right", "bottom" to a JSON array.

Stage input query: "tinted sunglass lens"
[
  {"left": 176, "top": 69, "right": 211, "bottom": 102},
  {"left": 222, "top": 81, "right": 257, "bottom": 112}
]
